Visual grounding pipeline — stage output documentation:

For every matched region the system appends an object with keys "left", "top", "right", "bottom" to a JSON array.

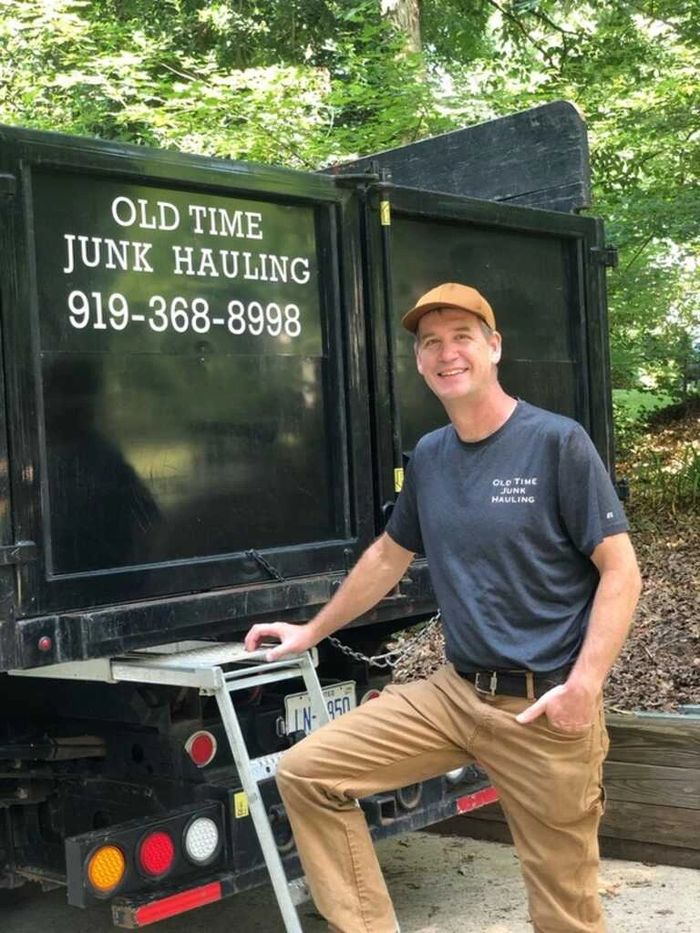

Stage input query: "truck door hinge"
[
  {"left": 590, "top": 245, "right": 619, "bottom": 268},
  {"left": 330, "top": 171, "right": 381, "bottom": 188},
  {"left": 0, "top": 174, "right": 17, "bottom": 198},
  {"left": 0, "top": 541, "right": 39, "bottom": 567}
]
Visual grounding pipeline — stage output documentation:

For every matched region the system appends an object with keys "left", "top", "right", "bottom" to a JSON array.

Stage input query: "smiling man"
[
  {"left": 245, "top": 283, "right": 642, "bottom": 933},
  {"left": 410, "top": 284, "right": 500, "bottom": 405}
]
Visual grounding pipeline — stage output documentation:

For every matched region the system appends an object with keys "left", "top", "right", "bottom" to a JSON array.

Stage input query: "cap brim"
[{"left": 401, "top": 302, "right": 488, "bottom": 334}]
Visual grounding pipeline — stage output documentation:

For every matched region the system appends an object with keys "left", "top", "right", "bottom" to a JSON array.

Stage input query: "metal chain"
[
  {"left": 327, "top": 611, "right": 441, "bottom": 670},
  {"left": 242, "top": 551, "right": 440, "bottom": 670},
  {"left": 245, "top": 549, "right": 286, "bottom": 582}
]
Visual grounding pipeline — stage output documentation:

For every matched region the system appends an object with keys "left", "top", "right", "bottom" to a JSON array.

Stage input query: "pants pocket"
[{"left": 543, "top": 713, "right": 594, "bottom": 740}]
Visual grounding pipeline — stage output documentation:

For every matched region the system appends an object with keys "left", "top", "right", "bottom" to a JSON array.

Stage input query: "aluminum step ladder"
[{"left": 109, "top": 641, "right": 330, "bottom": 933}]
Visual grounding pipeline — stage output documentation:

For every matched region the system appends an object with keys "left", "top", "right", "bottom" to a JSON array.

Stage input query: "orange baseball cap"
[{"left": 401, "top": 283, "right": 496, "bottom": 334}]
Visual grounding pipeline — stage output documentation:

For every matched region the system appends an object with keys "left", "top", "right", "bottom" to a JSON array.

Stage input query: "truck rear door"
[
  {"left": 0, "top": 128, "right": 373, "bottom": 623},
  {"left": 364, "top": 186, "right": 614, "bottom": 521}
]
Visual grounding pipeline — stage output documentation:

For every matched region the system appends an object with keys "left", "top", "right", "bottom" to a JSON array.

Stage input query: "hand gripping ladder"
[{"left": 109, "top": 641, "right": 330, "bottom": 933}]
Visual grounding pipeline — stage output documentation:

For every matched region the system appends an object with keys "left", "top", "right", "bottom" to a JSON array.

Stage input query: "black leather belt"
[{"left": 456, "top": 665, "right": 571, "bottom": 699}]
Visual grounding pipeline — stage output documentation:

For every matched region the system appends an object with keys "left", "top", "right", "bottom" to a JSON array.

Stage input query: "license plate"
[{"left": 284, "top": 681, "right": 356, "bottom": 735}]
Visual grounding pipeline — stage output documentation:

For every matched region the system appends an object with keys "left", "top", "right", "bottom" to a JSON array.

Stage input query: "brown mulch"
[
  {"left": 606, "top": 511, "right": 699, "bottom": 711},
  {"left": 390, "top": 404, "right": 700, "bottom": 713},
  {"left": 610, "top": 399, "right": 699, "bottom": 710}
]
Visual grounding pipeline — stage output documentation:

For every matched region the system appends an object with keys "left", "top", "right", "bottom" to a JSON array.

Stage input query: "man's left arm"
[{"left": 517, "top": 531, "right": 642, "bottom": 732}]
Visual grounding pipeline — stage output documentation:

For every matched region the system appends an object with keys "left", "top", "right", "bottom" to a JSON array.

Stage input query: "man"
[{"left": 245, "top": 283, "right": 642, "bottom": 933}]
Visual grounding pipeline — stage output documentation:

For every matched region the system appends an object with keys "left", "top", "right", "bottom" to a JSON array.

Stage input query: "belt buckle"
[{"left": 474, "top": 671, "right": 498, "bottom": 696}]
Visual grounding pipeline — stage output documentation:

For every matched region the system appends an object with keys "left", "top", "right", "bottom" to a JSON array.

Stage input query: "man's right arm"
[{"left": 244, "top": 532, "right": 415, "bottom": 661}]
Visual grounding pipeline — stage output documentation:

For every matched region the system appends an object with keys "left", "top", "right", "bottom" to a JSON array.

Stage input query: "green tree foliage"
[
  {"left": 0, "top": 0, "right": 445, "bottom": 165},
  {"left": 0, "top": 0, "right": 697, "bottom": 399},
  {"left": 434, "top": 1, "right": 699, "bottom": 400}
]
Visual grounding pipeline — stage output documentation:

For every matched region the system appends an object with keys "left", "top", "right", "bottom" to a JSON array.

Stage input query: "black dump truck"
[{"left": 0, "top": 101, "right": 618, "bottom": 926}]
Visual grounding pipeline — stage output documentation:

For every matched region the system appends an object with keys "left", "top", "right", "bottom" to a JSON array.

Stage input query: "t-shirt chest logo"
[{"left": 491, "top": 475, "right": 538, "bottom": 505}]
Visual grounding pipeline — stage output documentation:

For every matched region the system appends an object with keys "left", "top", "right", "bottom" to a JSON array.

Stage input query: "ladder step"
[
  {"left": 110, "top": 642, "right": 320, "bottom": 694},
  {"left": 249, "top": 751, "right": 284, "bottom": 783},
  {"left": 119, "top": 641, "right": 317, "bottom": 672}
]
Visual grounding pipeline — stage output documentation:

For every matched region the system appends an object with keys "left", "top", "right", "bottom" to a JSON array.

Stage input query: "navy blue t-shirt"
[{"left": 385, "top": 401, "right": 629, "bottom": 672}]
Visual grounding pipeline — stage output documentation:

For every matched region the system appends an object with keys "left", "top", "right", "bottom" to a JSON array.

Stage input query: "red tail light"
[
  {"left": 360, "top": 688, "right": 382, "bottom": 704},
  {"left": 138, "top": 831, "right": 175, "bottom": 878},
  {"left": 134, "top": 882, "right": 223, "bottom": 925},
  {"left": 185, "top": 731, "right": 217, "bottom": 768}
]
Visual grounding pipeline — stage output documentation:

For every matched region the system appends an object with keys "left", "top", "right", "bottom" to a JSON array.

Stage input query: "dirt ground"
[{"left": 4, "top": 833, "right": 699, "bottom": 932}]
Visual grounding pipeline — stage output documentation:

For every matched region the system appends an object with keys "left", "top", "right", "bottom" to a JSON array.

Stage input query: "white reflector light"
[
  {"left": 445, "top": 766, "right": 468, "bottom": 784},
  {"left": 183, "top": 817, "right": 220, "bottom": 865}
]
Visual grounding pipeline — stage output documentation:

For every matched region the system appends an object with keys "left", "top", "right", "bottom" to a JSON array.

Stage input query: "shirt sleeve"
[
  {"left": 385, "top": 455, "right": 424, "bottom": 555},
  {"left": 558, "top": 424, "right": 629, "bottom": 556}
]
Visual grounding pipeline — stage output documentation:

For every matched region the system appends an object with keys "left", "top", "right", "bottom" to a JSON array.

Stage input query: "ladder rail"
[
  {"left": 212, "top": 666, "right": 304, "bottom": 933},
  {"left": 298, "top": 652, "right": 331, "bottom": 730}
]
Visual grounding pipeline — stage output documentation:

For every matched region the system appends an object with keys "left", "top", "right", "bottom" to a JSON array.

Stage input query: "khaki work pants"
[{"left": 277, "top": 664, "right": 608, "bottom": 933}]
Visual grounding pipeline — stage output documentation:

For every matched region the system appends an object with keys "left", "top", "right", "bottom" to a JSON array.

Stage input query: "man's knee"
[{"left": 276, "top": 727, "right": 331, "bottom": 793}]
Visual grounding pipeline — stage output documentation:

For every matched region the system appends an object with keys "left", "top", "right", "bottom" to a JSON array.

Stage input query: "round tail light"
[
  {"left": 185, "top": 731, "right": 217, "bottom": 768},
  {"left": 138, "top": 830, "right": 175, "bottom": 878},
  {"left": 87, "top": 844, "right": 126, "bottom": 895},
  {"left": 183, "top": 816, "right": 220, "bottom": 865},
  {"left": 359, "top": 688, "right": 382, "bottom": 704},
  {"left": 445, "top": 765, "right": 469, "bottom": 784}
]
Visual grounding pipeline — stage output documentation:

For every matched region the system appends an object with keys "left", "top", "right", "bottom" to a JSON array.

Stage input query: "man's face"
[{"left": 414, "top": 308, "right": 501, "bottom": 403}]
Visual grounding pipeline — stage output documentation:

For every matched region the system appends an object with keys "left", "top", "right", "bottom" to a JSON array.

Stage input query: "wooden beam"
[
  {"left": 606, "top": 715, "right": 700, "bottom": 769},
  {"left": 604, "top": 761, "right": 700, "bottom": 810},
  {"left": 596, "top": 838, "right": 700, "bottom": 869},
  {"left": 599, "top": 799, "right": 699, "bottom": 849}
]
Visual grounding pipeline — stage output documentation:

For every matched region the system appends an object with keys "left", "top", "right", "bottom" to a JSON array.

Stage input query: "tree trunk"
[{"left": 381, "top": 0, "right": 422, "bottom": 53}]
